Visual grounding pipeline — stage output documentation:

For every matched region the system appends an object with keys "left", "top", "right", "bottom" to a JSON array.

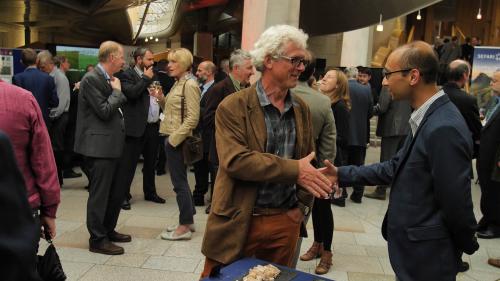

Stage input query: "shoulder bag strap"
[{"left": 180, "top": 81, "right": 188, "bottom": 124}]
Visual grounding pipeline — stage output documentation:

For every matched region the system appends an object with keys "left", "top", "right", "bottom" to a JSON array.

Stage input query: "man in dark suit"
[
  {"left": 115, "top": 47, "right": 165, "bottom": 210},
  {"left": 477, "top": 70, "right": 500, "bottom": 239},
  {"left": 193, "top": 60, "right": 217, "bottom": 206},
  {"left": 201, "top": 49, "right": 254, "bottom": 214},
  {"left": 12, "top": 48, "right": 58, "bottom": 125},
  {"left": 341, "top": 67, "right": 373, "bottom": 204},
  {"left": 322, "top": 41, "right": 479, "bottom": 281},
  {"left": 74, "top": 41, "right": 129, "bottom": 255},
  {"left": 443, "top": 60, "right": 482, "bottom": 158},
  {"left": 365, "top": 86, "right": 411, "bottom": 200}
]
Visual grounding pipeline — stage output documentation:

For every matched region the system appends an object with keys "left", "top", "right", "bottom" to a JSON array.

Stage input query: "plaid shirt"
[
  {"left": 255, "top": 80, "right": 297, "bottom": 209},
  {"left": 409, "top": 90, "right": 444, "bottom": 136}
]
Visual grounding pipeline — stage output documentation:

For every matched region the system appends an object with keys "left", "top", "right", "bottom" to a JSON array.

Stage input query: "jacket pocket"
[
  {"left": 405, "top": 160, "right": 427, "bottom": 169},
  {"left": 88, "top": 130, "right": 110, "bottom": 136},
  {"left": 212, "top": 206, "right": 241, "bottom": 220},
  {"left": 407, "top": 225, "right": 449, "bottom": 241}
]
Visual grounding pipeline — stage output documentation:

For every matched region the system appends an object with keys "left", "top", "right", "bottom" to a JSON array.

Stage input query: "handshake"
[{"left": 297, "top": 152, "right": 342, "bottom": 199}]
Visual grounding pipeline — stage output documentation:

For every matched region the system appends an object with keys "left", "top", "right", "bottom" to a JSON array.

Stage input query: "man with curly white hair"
[{"left": 200, "top": 25, "right": 336, "bottom": 278}]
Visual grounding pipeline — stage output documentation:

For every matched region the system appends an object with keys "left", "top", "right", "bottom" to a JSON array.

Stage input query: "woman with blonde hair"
[
  {"left": 153, "top": 48, "right": 200, "bottom": 240},
  {"left": 300, "top": 69, "right": 351, "bottom": 274}
]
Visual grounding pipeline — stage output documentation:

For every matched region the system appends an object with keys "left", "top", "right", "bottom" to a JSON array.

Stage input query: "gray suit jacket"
[
  {"left": 74, "top": 67, "right": 127, "bottom": 158},
  {"left": 374, "top": 87, "right": 412, "bottom": 137},
  {"left": 347, "top": 80, "right": 373, "bottom": 146},
  {"left": 292, "top": 82, "right": 336, "bottom": 166}
]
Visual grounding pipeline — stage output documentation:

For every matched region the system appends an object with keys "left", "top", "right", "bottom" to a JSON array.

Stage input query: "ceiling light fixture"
[
  {"left": 376, "top": 14, "right": 384, "bottom": 32},
  {"left": 417, "top": 10, "right": 422, "bottom": 20},
  {"left": 477, "top": 0, "right": 482, "bottom": 20},
  {"left": 145, "top": 38, "right": 149, "bottom": 42},
  {"left": 155, "top": 37, "right": 159, "bottom": 42}
]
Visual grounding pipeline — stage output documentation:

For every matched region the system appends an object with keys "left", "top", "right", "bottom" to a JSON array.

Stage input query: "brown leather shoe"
[
  {"left": 109, "top": 231, "right": 132, "bottom": 243},
  {"left": 300, "top": 241, "right": 323, "bottom": 261},
  {"left": 315, "top": 251, "right": 333, "bottom": 275},
  {"left": 488, "top": 258, "right": 500, "bottom": 268},
  {"left": 89, "top": 241, "right": 124, "bottom": 255}
]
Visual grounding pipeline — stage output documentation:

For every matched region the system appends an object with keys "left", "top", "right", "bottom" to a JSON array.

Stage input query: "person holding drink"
[{"left": 113, "top": 47, "right": 165, "bottom": 212}]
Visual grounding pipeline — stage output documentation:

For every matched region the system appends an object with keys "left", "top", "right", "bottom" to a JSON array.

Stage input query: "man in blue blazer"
[
  {"left": 322, "top": 41, "right": 478, "bottom": 281},
  {"left": 12, "top": 48, "right": 58, "bottom": 125}
]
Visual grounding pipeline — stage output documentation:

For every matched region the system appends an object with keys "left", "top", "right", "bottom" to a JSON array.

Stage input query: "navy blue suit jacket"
[
  {"left": 338, "top": 95, "right": 478, "bottom": 281},
  {"left": 12, "top": 67, "right": 58, "bottom": 124},
  {"left": 347, "top": 80, "right": 373, "bottom": 146}
]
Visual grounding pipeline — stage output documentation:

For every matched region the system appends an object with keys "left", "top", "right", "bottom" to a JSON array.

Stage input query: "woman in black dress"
[{"left": 300, "top": 69, "right": 351, "bottom": 274}]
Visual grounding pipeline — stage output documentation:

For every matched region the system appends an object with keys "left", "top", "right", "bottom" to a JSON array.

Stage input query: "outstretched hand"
[
  {"left": 319, "top": 159, "right": 342, "bottom": 199},
  {"left": 297, "top": 152, "right": 333, "bottom": 198}
]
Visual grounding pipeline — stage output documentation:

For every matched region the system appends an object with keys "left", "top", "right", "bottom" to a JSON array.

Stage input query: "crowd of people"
[{"left": 1, "top": 24, "right": 499, "bottom": 281}]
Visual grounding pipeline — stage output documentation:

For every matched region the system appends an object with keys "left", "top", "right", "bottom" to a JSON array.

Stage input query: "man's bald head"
[
  {"left": 446, "top": 59, "right": 470, "bottom": 86},
  {"left": 391, "top": 41, "right": 439, "bottom": 84}
]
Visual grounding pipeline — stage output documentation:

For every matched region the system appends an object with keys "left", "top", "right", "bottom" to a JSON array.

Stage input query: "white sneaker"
[
  {"left": 161, "top": 230, "right": 192, "bottom": 241},
  {"left": 166, "top": 224, "right": 196, "bottom": 232}
]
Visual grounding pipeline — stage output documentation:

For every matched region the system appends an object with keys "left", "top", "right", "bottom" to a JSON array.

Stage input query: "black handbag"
[
  {"left": 179, "top": 81, "right": 203, "bottom": 165},
  {"left": 37, "top": 231, "right": 66, "bottom": 281}
]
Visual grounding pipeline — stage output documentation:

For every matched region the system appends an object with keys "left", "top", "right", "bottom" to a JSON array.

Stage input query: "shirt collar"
[
  {"left": 97, "top": 63, "right": 111, "bottom": 80},
  {"left": 229, "top": 74, "right": 241, "bottom": 91},
  {"left": 409, "top": 89, "right": 445, "bottom": 136},
  {"left": 256, "top": 79, "right": 294, "bottom": 112},
  {"left": 202, "top": 79, "right": 215, "bottom": 90},
  {"left": 134, "top": 65, "right": 143, "bottom": 77}
]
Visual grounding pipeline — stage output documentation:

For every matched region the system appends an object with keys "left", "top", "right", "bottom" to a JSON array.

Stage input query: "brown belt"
[{"left": 252, "top": 207, "right": 289, "bottom": 216}]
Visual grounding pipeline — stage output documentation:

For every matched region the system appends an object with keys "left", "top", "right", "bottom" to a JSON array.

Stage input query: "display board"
[{"left": 470, "top": 46, "right": 500, "bottom": 112}]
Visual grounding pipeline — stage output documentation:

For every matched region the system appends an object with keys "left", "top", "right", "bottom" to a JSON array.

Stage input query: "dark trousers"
[
  {"left": 117, "top": 123, "right": 160, "bottom": 199},
  {"left": 156, "top": 135, "right": 167, "bottom": 172},
  {"left": 165, "top": 138, "right": 195, "bottom": 225},
  {"left": 347, "top": 145, "right": 367, "bottom": 196},
  {"left": 312, "top": 198, "right": 334, "bottom": 251},
  {"left": 49, "top": 113, "right": 69, "bottom": 185},
  {"left": 193, "top": 154, "right": 215, "bottom": 201},
  {"left": 479, "top": 177, "right": 500, "bottom": 232},
  {"left": 376, "top": 135, "right": 406, "bottom": 191},
  {"left": 84, "top": 157, "right": 122, "bottom": 246}
]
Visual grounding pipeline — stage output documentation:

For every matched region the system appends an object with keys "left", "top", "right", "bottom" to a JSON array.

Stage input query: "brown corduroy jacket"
[{"left": 201, "top": 84, "right": 315, "bottom": 265}]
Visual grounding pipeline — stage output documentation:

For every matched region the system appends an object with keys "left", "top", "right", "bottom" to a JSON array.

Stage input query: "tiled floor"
[{"left": 43, "top": 147, "right": 500, "bottom": 281}]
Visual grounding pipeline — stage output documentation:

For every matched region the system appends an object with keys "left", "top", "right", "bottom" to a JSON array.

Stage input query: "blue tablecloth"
[{"left": 201, "top": 258, "right": 334, "bottom": 281}]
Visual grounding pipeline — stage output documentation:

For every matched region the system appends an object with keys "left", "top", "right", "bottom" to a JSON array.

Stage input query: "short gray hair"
[
  {"left": 229, "top": 49, "right": 252, "bottom": 70},
  {"left": 37, "top": 50, "right": 53, "bottom": 66},
  {"left": 250, "top": 25, "right": 308, "bottom": 72},
  {"left": 344, "top": 66, "right": 358, "bottom": 79}
]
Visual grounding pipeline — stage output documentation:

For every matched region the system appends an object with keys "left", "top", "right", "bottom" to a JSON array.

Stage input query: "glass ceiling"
[{"left": 127, "top": 0, "right": 179, "bottom": 38}]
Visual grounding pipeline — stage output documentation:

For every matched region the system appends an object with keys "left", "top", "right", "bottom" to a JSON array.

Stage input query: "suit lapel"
[
  {"left": 95, "top": 66, "right": 112, "bottom": 93},
  {"left": 484, "top": 105, "right": 500, "bottom": 130},
  {"left": 292, "top": 98, "right": 304, "bottom": 158},
  {"left": 247, "top": 85, "right": 266, "bottom": 152},
  {"left": 393, "top": 95, "right": 449, "bottom": 179}
]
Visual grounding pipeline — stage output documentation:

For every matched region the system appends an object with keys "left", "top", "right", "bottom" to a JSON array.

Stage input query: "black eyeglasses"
[
  {"left": 382, "top": 68, "right": 412, "bottom": 79},
  {"left": 276, "top": 55, "right": 310, "bottom": 68}
]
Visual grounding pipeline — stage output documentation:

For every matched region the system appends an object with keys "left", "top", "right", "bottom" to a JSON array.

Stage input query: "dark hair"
[
  {"left": 443, "top": 38, "right": 450, "bottom": 43},
  {"left": 85, "top": 64, "right": 94, "bottom": 72},
  {"left": 446, "top": 61, "right": 470, "bottom": 82},
  {"left": 465, "top": 37, "right": 471, "bottom": 43},
  {"left": 398, "top": 41, "right": 439, "bottom": 84},
  {"left": 358, "top": 67, "right": 372, "bottom": 76},
  {"left": 133, "top": 47, "right": 152, "bottom": 62},
  {"left": 156, "top": 59, "right": 168, "bottom": 71},
  {"left": 299, "top": 59, "right": 316, "bottom": 82},
  {"left": 21, "top": 48, "right": 37, "bottom": 66},
  {"left": 451, "top": 36, "right": 458, "bottom": 42},
  {"left": 53, "top": 56, "right": 66, "bottom": 67}
]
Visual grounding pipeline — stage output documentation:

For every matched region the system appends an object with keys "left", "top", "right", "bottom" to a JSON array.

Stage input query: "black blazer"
[
  {"left": 0, "top": 131, "right": 39, "bottom": 281},
  {"left": 443, "top": 82, "right": 482, "bottom": 157},
  {"left": 478, "top": 102, "right": 500, "bottom": 184},
  {"left": 347, "top": 80, "right": 373, "bottom": 146},
  {"left": 202, "top": 76, "right": 237, "bottom": 164},
  {"left": 338, "top": 95, "right": 478, "bottom": 280},
  {"left": 74, "top": 67, "right": 127, "bottom": 158},
  {"left": 374, "top": 87, "right": 412, "bottom": 138},
  {"left": 117, "top": 67, "right": 153, "bottom": 137}
]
